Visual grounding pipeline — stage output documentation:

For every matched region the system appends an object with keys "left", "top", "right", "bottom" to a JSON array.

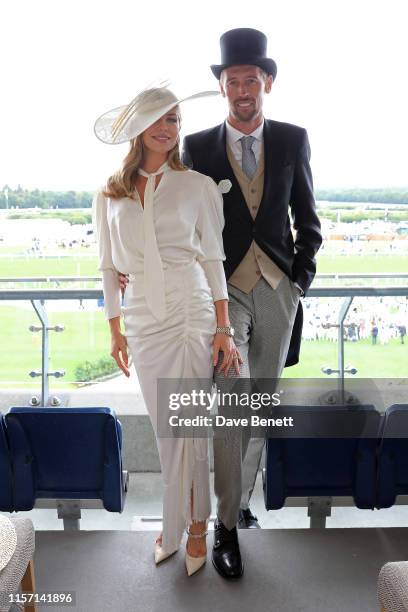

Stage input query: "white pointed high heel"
[
  {"left": 185, "top": 523, "right": 208, "bottom": 576},
  {"left": 154, "top": 535, "right": 177, "bottom": 565}
]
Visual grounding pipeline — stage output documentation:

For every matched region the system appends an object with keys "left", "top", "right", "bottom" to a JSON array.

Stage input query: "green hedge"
[
  {"left": 7, "top": 211, "right": 92, "bottom": 225},
  {"left": 74, "top": 357, "right": 119, "bottom": 382}
]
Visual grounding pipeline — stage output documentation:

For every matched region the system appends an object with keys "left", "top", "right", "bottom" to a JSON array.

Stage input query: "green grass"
[
  {"left": 0, "top": 256, "right": 99, "bottom": 277},
  {"left": 0, "top": 303, "right": 406, "bottom": 388},
  {"left": 0, "top": 305, "right": 118, "bottom": 387},
  {"left": 316, "top": 254, "right": 408, "bottom": 274},
  {"left": 1, "top": 249, "right": 407, "bottom": 386},
  {"left": 1, "top": 251, "right": 408, "bottom": 278},
  {"left": 0, "top": 245, "right": 28, "bottom": 255},
  {"left": 283, "top": 336, "right": 408, "bottom": 378}
]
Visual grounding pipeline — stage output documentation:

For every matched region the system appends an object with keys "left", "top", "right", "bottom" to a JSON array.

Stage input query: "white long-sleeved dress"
[{"left": 92, "top": 167, "right": 228, "bottom": 554}]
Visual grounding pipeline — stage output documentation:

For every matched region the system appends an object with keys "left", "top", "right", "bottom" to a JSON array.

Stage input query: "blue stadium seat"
[
  {"left": 263, "top": 404, "right": 381, "bottom": 510},
  {"left": 377, "top": 404, "right": 408, "bottom": 509},
  {"left": 4, "top": 407, "right": 127, "bottom": 513},
  {"left": 0, "top": 414, "right": 14, "bottom": 511}
]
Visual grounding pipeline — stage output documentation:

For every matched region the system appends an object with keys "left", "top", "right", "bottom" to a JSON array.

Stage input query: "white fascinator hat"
[
  {"left": 94, "top": 79, "right": 220, "bottom": 145},
  {"left": 0, "top": 514, "right": 17, "bottom": 571}
]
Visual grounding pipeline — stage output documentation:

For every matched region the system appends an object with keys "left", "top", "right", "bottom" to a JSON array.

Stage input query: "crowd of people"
[{"left": 302, "top": 297, "right": 408, "bottom": 344}]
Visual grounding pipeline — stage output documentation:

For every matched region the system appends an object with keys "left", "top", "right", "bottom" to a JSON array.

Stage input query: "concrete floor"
[
  {"left": 6, "top": 466, "right": 408, "bottom": 611},
  {"left": 31, "top": 527, "right": 408, "bottom": 612}
]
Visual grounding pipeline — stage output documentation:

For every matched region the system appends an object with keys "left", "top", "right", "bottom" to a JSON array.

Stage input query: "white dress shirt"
[
  {"left": 92, "top": 169, "right": 229, "bottom": 320},
  {"left": 225, "top": 119, "right": 264, "bottom": 165}
]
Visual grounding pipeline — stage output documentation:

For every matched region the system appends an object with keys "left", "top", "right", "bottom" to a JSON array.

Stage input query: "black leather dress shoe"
[
  {"left": 238, "top": 508, "right": 261, "bottom": 529},
  {"left": 212, "top": 519, "right": 244, "bottom": 579}
]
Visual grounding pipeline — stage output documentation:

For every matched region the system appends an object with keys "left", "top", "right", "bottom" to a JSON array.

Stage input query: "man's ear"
[
  {"left": 265, "top": 74, "right": 273, "bottom": 94},
  {"left": 219, "top": 79, "right": 226, "bottom": 98}
]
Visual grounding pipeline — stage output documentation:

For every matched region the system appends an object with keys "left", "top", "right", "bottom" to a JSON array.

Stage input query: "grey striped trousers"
[{"left": 213, "top": 275, "right": 300, "bottom": 529}]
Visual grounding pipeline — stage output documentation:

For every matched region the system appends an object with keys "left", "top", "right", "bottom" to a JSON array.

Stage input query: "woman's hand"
[
  {"left": 111, "top": 331, "right": 130, "bottom": 377},
  {"left": 118, "top": 271, "right": 129, "bottom": 297},
  {"left": 213, "top": 333, "right": 243, "bottom": 376}
]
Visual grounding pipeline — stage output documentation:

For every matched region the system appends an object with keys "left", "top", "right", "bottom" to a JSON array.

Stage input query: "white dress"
[{"left": 92, "top": 167, "right": 228, "bottom": 554}]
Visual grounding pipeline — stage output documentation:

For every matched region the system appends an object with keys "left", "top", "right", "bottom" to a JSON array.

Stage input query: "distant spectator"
[
  {"left": 398, "top": 325, "right": 406, "bottom": 344},
  {"left": 348, "top": 323, "right": 358, "bottom": 342},
  {"left": 371, "top": 320, "right": 378, "bottom": 345}
]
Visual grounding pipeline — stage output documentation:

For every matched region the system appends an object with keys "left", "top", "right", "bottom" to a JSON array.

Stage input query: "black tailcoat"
[{"left": 182, "top": 119, "right": 322, "bottom": 366}]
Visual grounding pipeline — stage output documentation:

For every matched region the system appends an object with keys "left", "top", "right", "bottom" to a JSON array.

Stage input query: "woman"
[{"left": 92, "top": 84, "right": 242, "bottom": 576}]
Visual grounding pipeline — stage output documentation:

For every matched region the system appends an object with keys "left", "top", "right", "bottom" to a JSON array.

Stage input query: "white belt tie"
[{"left": 138, "top": 161, "right": 169, "bottom": 322}]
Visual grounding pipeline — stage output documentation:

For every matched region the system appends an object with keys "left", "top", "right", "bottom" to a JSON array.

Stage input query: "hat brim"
[
  {"left": 94, "top": 91, "right": 220, "bottom": 145},
  {"left": 210, "top": 57, "right": 277, "bottom": 81}
]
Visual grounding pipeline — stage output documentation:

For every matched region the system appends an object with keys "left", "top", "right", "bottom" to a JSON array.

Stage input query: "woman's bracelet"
[{"left": 215, "top": 326, "right": 235, "bottom": 337}]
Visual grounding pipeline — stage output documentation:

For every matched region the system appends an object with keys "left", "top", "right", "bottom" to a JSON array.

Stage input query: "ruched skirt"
[{"left": 122, "top": 259, "right": 216, "bottom": 554}]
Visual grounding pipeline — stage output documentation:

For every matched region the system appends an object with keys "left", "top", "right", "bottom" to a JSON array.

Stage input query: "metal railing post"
[
  {"left": 338, "top": 296, "right": 354, "bottom": 403},
  {"left": 31, "top": 299, "right": 50, "bottom": 407}
]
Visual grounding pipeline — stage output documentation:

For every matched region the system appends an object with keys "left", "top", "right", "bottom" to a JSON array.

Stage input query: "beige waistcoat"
[{"left": 227, "top": 144, "right": 285, "bottom": 293}]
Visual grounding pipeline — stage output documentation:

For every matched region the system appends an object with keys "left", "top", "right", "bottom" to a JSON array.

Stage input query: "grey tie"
[{"left": 240, "top": 135, "right": 257, "bottom": 179}]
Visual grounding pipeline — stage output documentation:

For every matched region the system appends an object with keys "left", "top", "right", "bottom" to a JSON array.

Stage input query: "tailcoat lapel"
[{"left": 210, "top": 122, "right": 254, "bottom": 225}]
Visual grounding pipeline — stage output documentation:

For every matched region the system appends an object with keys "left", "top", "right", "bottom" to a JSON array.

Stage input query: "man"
[{"left": 181, "top": 27, "right": 322, "bottom": 580}]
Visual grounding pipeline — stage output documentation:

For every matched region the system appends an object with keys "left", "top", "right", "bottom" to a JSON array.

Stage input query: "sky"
[{"left": 1, "top": 0, "right": 407, "bottom": 191}]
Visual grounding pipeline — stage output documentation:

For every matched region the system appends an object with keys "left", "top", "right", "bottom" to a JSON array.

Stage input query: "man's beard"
[{"left": 232, "top": 102, "right": 258, "bottom": 123}]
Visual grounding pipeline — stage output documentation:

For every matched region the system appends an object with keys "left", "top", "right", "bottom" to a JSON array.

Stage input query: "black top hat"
[{"left": 210, "top": 28, "right": 277, "bottom": 81}]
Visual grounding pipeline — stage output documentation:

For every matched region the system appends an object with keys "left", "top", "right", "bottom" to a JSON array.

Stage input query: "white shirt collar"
[{"left": 225, "top": 118, "right": 264, "bottom": 144}]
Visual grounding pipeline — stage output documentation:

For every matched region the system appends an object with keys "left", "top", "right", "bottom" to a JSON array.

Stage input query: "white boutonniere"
[{"left": 217, "top": 179, "right": 232, "bottom": 194}]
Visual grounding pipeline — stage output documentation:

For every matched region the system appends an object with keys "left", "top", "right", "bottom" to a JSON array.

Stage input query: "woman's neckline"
[
  {"left": 138, "top": 160, "right": 169, "bottom": 177},
  {"left": 133, "top": 170, "right": 168, "bottom": 208}
]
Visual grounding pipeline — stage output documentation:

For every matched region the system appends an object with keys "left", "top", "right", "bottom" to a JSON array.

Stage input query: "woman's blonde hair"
[{"left": 103, "top": 111, "right": 187, "bottom": 200}]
